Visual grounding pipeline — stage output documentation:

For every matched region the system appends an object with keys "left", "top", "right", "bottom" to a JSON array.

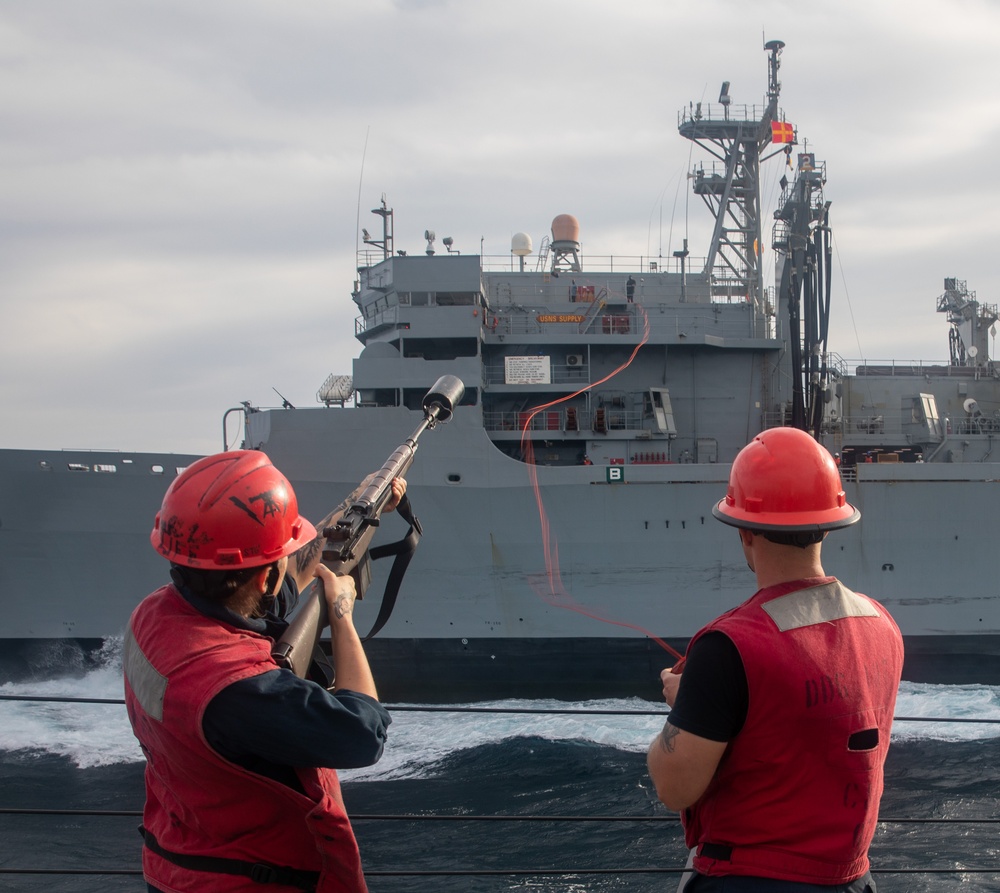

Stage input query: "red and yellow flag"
[{"left": 771, "top": 120, "right": 794, "bottom": 144}]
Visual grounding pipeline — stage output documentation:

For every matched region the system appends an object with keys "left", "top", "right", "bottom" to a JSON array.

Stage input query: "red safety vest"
[
  {"left": 682, "top": 577, "right": 903, "bottom": 884},
  {"left": 123, "top": 585, "right": 367, "bottom": 893}
]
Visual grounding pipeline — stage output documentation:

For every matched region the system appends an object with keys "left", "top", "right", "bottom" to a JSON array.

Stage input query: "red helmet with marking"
[
  {"left": 150, "top": 451, "right": 316, "bottom": 569},
  {"left": 712, "top": 427, "right": 859, "bottom": 532}
]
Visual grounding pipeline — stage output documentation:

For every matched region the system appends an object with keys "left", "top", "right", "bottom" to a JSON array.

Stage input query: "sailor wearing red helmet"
[
  {"left": 647, "top": 428, "right": 903, "bottom": 893},
  {"left": 124, "top": 450, "right": 405, "bottom": 893}
]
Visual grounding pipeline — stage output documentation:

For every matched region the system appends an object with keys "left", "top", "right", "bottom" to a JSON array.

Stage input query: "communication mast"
[{"left": 678, "top": 39, "right": 788, "bottom": 308}]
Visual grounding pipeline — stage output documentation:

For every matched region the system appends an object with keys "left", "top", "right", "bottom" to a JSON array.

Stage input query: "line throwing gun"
[{"left": 271, "top": 374, "right": 465, "bottom": 677}]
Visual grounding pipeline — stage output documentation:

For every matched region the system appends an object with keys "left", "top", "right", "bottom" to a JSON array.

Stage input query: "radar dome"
[
  {"left": 511, "top": 232, "right": 533, "bottom": 256},
  {"left": 551, "top": 214, "right": 580, "bottom": 244}
]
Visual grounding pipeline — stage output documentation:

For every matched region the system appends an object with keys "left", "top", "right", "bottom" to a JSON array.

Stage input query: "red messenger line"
[{"left": 518, "top": 296, "right": 684, "bottom": 661}]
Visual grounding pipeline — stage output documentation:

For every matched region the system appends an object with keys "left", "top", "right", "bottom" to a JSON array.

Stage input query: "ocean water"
[{"left": 2, "top": 644, "right": 1000, "bottom": 892}]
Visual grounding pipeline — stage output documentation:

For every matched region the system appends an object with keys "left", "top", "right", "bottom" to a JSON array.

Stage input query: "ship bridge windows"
[
  {"left": 398, "top": 291, "right": 479, "bottom": 307},
  {"left": 358, "top": 388, "right": 401, "bottom": 408},
  {"left": 403, "top": 338, "right": 478, "bottom": 360},
  {"left": 435, "top": 291, "right": 478, "bottom": 306},
  {"left": 361, "top": 298, "right": 399, "bottom": 333}
]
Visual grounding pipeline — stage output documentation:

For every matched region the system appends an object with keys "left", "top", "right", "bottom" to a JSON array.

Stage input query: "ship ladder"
[
  {"left": 535, "top": 235, "right": 550, "bottom": 272},
  {"left": 579, "top": 297, "right": 607, "bottom": 334}
]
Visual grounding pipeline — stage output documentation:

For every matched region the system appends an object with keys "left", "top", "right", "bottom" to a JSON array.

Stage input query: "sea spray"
[{"left": 3, "top": 642, "right": 999, "bottom": 774}]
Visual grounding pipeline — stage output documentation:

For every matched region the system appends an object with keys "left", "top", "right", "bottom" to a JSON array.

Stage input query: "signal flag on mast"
[{"left": 771, "top": 120, "right": 795, "bottom": 143}]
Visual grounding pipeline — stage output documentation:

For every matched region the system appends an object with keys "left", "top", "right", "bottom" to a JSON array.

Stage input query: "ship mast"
[
  {"left": 679, "top": 41, "right": 835, "bottom": 436},
  {"left": 361, "top": 195, "right": 394, "bottom": 261},
  {"left": 677, "top": 39, "right": 786, "bottom": 309}
]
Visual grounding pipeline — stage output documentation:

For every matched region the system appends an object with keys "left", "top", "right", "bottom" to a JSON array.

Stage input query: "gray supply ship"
[{"left": 3, "top": 41, "right": 999, "bottom": 699}]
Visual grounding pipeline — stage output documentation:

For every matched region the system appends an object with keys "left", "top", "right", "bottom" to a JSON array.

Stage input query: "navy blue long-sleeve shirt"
[{"left": 177, "top": 578, "right": 391, "bottom": 791}]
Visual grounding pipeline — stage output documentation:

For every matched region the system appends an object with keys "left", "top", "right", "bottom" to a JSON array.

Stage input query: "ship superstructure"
[{"left": 339, "top": 41, "right": 812, "bottom": 473}]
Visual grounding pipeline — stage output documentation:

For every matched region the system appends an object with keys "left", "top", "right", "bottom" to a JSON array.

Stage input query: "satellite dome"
[{"left": 511, "top": 232, "right": 533, "bottom": 256}]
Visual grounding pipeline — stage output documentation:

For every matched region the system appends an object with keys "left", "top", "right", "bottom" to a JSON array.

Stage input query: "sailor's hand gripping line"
[{"left": 518, "top": 295, "right": 684, "bottom": 662}]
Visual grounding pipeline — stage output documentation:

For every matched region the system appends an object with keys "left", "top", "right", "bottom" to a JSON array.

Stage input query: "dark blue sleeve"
[
  {"left": 668, "top": 631, "right": 747, "bottom": 742},
  {"left": 203, "top": 670, "right": 391, "bottom": 773}
]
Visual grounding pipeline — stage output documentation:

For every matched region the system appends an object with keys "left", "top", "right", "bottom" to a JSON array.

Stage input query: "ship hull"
[
  {"left": 361, "top": 633, "right": 1000, "bottom": 703},
  {"left": 263, "top": 406, "right": 1000, "bottom": 695},
  {"left": 3, "top": 409, "right": 999, "bottom": 696},
  {"left": 0, "top": 449, "right": 202, "bottom": 640}
]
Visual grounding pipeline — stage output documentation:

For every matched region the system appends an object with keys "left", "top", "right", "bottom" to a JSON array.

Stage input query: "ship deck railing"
[
  {"left": 677, "top": 100, "right": 776, "bottom": 129},
  {"left": 477, "top": 253, "right": 696, "bottom": 276},
  {"left": 765, "top": 410, "right": 1000, "bottom": 442},
  {"left": 4, "top": 692, "right": 1000, "bottom": 886},
  {"left": 484, "top": 407, "right": 650, "bottom": 438},
  {"left": 483, "top": 304, "right": 773, "bottom": 341},
  {"left": 355, "top": 249, "right": 701, "bottom": 277},
  {"left": 482, "top": 277, "right": 757, "bottom": 306},
  {"left": 840, "top": 357, "right": 998, "bottom": 378}
]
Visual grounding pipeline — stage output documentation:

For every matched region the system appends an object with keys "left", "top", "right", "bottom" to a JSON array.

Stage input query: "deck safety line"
[
  {"left": 4, "top": 867, "right": 1000, "bottom": 878},
  {"left": 1, "top": 692, "right": 998, "bottom": 725},
  {"left": 2, "top": 807, "right": 1000, "bottom": 825}
]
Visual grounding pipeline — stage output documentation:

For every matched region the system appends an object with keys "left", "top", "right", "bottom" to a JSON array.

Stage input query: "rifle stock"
[{"left": 271, "top": 374, "right": 464, "bottom": 677}]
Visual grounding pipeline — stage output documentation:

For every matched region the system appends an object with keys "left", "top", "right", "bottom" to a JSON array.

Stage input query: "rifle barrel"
[{"left": 272, "top": 374, "right": 465, "bottom": 677}]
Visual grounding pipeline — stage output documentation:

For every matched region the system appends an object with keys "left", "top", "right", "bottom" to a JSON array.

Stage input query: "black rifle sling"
[{"left": 360, "top": 494, "right": 422, "bottom": 642}]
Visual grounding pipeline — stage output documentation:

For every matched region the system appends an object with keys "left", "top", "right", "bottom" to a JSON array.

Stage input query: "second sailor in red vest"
[{"left": 646, "top": 427, "right": 903, "bottom": 893}]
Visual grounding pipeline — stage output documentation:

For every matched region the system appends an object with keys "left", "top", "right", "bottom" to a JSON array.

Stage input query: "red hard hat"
[
  {"left": 150, "top": 451, "right": 316, "bottom": 569},
  {"left": 713, "top": 428, "right": 859, "bottom": 532}
]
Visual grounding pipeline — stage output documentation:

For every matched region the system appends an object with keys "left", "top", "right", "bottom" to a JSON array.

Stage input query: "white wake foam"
[
  {"left": 0, "top": 644, "right": 140, "bottom": 769},
  {"left": 2, "top": 644, "right": 997, "bottom": 775}
]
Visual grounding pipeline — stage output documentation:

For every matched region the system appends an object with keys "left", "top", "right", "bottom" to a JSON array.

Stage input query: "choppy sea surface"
[{"left": 2, "top": 642, "right": 1000, "bottom": 892}]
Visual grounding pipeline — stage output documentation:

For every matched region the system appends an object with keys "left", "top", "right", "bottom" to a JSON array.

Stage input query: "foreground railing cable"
[
  {"left": 2, "top": 693, "right": 998, "bottom": 726},
  {"left": 4, "top": 695, "right": 1000, "bottom": 882},
  {"left": 5, "top": 807, "right": 1000, "bottom": 827}
]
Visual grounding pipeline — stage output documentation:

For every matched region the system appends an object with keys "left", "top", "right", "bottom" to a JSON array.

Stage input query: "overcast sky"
[{"left": 2, "top": 0, "right": 998, "bottom": 455}]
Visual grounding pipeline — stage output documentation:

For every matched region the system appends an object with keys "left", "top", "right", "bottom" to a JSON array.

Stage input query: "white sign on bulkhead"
[{"left": 504, "top": 356, "right": 551, "bottom": 385}]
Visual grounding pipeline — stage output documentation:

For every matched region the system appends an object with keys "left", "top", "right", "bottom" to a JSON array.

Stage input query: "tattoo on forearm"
[
  {"left": 657, "top": 722, "right": 680, "bottom": 754},
  {"left": 293, "top": 537, "right": 323, "bottom": 571},
  {"left": 333, "top": 593, "right": 353, "bottom": 619}
]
